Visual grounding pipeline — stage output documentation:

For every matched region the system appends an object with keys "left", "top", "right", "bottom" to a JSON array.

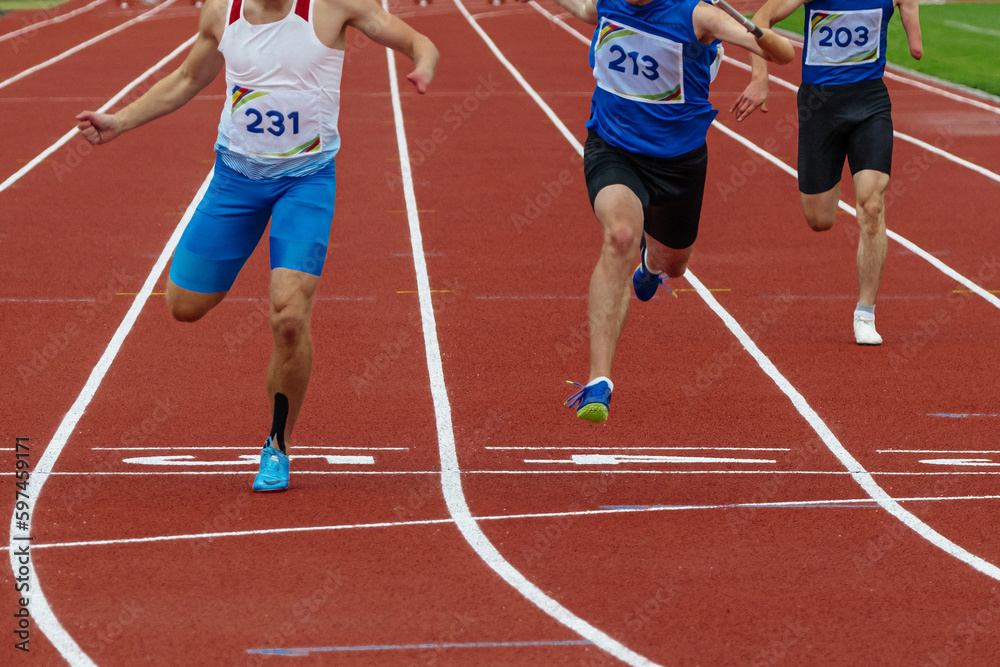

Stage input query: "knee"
[
  {"left": 805, "top": 210, "right": 835, "bottom": 232},
  {"left": 270, "top": 308, "right": 309, "bottom": 348},
  {"left": 166, "top": 296, "right": 207, "bottom": 323},
  {"left": 858, "top": 198, "right": 885, "bottom": 232},
  {"left": 604, "top": 223, "right": 640, "bottom": 258}
]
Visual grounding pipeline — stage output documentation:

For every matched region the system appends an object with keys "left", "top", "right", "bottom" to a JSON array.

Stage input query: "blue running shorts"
[{"left": 169, "top": 156, "right": 337, "bottom": 294}]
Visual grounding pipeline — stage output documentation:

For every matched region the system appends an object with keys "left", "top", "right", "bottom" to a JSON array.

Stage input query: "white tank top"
[{"left": 215, "top": 0, "right": 345, "bottom": 180}]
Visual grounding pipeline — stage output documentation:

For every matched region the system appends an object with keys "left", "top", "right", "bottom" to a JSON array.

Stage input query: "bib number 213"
[{"left": 608, "top": 45, "right": 660, "bottom": 81}]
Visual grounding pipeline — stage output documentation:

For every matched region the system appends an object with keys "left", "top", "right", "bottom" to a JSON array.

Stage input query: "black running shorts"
[
  {"left": 584, "top": 129, "right": 707, "bottom": 250},
  {"left": 797, "top": 78, "right": 893, "bottom": 195}
]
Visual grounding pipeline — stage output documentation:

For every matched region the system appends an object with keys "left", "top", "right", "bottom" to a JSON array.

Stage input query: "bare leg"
[
  {"left": 165, "top": 279, "right": 227, "bottom": 322},
  {"left": 800, "top": 183, "right": 841, "bottom": 233},
  {"left": 267, "top": 267, "right": 320, "bottom": 450},
  {"left": 588, "top": 185, "right": 644, "bottom": 382},
  {"left": 852, "top": 169, "right": 890, "bottom": 306},
  {"left": 643, "top": 235, "right": 693, "bottom": 279}
]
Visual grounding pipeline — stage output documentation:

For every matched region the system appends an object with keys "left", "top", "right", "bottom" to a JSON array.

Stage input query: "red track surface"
[{"left": 3, "top": 1, "right": 1000, "bottom": 665}]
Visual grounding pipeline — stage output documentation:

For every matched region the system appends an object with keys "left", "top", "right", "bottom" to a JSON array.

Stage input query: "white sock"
[
  {"left": 643, "top": 248, "right": 663, "bottom": 275},
  {"left": 854, "top": 303, "right": 875, "bottom": 321},
  {"left": 587, "top": 376, "right": 614, "bottom": 392}
]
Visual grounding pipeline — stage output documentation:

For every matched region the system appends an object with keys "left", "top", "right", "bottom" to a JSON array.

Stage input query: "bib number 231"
[{"left": 245, "top": 109, "right": 300, "bottom": 137}]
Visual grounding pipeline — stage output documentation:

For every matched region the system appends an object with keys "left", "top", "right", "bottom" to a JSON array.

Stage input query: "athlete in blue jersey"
[
  {"left": 733, "top": 0, "right": 922, "bottom": 345},
  {"left": 76, "top": 0, "right": 438, "bottom": 490},
  {"left": 536, "top": 0, "right": 794, "bottom": 422}
]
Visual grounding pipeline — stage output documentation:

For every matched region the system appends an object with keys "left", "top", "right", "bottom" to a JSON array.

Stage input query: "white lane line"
[
  {"left": 93, "top": 446, "right": 410, "bottom": 450},
  {"left": 488, "top": 446, "right": 791, "bottom": 451},
  {"left": 880, "top": 449, "right": 1000, "bottom": 454},
  {"left": 942, "top": 19, "right": 1000, "bottom": 38},
  {"left": 0, "top": 32, "right": 197, "bottom": 195},
  {"left": 391, "top": 6, "right": 654, "bottom": 665},
  {"left": 501, "top": 4, "right": 1000, "bottom": 585},
  {"left": 719, "top": 55, "right": 1000, "bottom": 185},
  {"left": 525, "top": 454, "right": 777, "bottom": 465},
  {"left": 0, "top": 0, "right": 179, "bottom": 92},
  {"left": 687, "top": 271, "right": 1000, "bottom": 582},
  {"left": 711, "top": 120, "right": 1000, "bottom": 310},
  {"left": 0, "top": 0, "right": 106, "bottom": 44},
  {"left": 9, "top": 492, "right": 1000, "bottom": 553},
  {"left": 529, "top": 0, "right": 1000, "bottom": 183},
  {"left": 7, "top": 170, "right": 213, "bottom": 667},
  {"left": 771, "top": 27, "right": 1000, "bottom": 115},
  {"left": 33, "top": 469, "right": 1000, "bottom": 476},
  {"left": 528, "top": 1, "right": 1000, "bottom": 309}
]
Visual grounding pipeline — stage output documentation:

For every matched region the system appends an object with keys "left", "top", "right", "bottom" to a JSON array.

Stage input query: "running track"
[{"left": 2, "top": 0, "right": 1000, "bottom": 664}]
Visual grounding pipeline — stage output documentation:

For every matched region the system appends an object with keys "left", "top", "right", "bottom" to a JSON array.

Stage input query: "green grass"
[
  {"left": 771, "top": 3, "right": 1000, "bottom": 97},
  {"left": 0, "top": 0, "right": 69, "bottom": 10}
]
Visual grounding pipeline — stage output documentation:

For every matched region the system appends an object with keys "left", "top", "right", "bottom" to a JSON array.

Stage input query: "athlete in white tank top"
[{"left": 75, "top": 0, "right": 438, "bottom": 489}]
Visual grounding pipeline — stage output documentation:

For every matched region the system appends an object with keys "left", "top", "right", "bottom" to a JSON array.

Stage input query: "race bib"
[
  {"left": 805, "top": 9, "right": 882, "bottom": 67},
  {"left": 593, "top": 18, "right": 684, "bottom": 104},
  {"left": 228, "top": 86, "right": 322, "bottom": 158}
]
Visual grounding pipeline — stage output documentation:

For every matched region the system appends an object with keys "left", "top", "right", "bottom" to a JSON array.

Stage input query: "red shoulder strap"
[
  {"left": 228, "top": 0, "right": 243, "bottom": 25},
  {"left": 294, "top": 0, "right": 309, "bottom": 21}
]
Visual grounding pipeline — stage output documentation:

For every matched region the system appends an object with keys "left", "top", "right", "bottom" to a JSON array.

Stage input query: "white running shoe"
[{"left": 853, "top": 317, "right": 882, "bottom": 346}]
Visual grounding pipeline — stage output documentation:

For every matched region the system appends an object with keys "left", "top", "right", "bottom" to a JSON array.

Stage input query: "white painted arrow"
[
  {"left": 524, "top": 454, "right": 776, "bottom": 466},
  {"left": 920, "top": 458, "right": 1000, "bottom": 468},
  {"left": 122, "top": 454, "right": 375, "bottom": 466}
]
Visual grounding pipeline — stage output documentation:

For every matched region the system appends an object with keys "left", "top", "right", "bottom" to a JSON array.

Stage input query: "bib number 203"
[
  {"left": 608, "top": 45, "right": 660, "bottom": 81},
  {"left": 817, "top": 25, "right": 869, "bottom": 48},
  {"left": 245, "top": 109, "right": 300, "bottom": 137}
]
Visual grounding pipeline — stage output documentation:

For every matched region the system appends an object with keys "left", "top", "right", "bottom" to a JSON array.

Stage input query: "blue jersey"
[
  {"left": 801, "top": 0, "right": 894, "bottom": 86},
  {"left": 586, "top": 0, "right": 722, "bottom": 159}
]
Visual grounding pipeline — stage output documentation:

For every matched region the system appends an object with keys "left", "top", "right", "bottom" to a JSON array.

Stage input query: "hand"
[
  {"left": 75, "top": 111, "right": 121, "bottom": 145},
  {"left": 406, "top": 66, "right": 434, "bottom": 94},
  {"left": 730, "top": 78, "right": 769, "bottom": 122}
]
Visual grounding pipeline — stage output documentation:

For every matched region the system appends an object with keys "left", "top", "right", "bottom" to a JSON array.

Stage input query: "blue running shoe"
[
  {"left": 565, "top": 380, "right": 612, "bottom": 423},
  {"left": 253, "top": 438, "right": 289, "bottom": 492}
]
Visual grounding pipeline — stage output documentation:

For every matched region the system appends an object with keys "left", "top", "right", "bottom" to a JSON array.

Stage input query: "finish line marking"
[
  {"left": 489, "top": 446, "right": 790, "bottom": 452},
  {"left": 120, "top": 454, "right": 375, "bottom": 466},
  {"left": 524, "top": 454, "right": 776, "bottom": 466},
  {"left": 247, "top": 639, "right": 593, "bottom": 656},
  {"left": 10, "top": 493, "right": 1000, "bottom": 553}
]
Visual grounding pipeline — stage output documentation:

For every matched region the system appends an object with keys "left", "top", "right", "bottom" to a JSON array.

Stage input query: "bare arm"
[
  {"left": 347, "top": 0, "right": 439, "bottom": 93},
  {"left": 540, "top": 0, "right": 598, "bottom": 24},
  {"left": 76, "top": 0, "right": 226, "bottom": 144},
  {"left": 693, "top": 3, "right": 794, "bottom": 63},
  {"left": 896, "top": 0, "right": 922, "bottom": 60},
  {"left": 729, "top": 0, "right": 804, "bottom": 121}
]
